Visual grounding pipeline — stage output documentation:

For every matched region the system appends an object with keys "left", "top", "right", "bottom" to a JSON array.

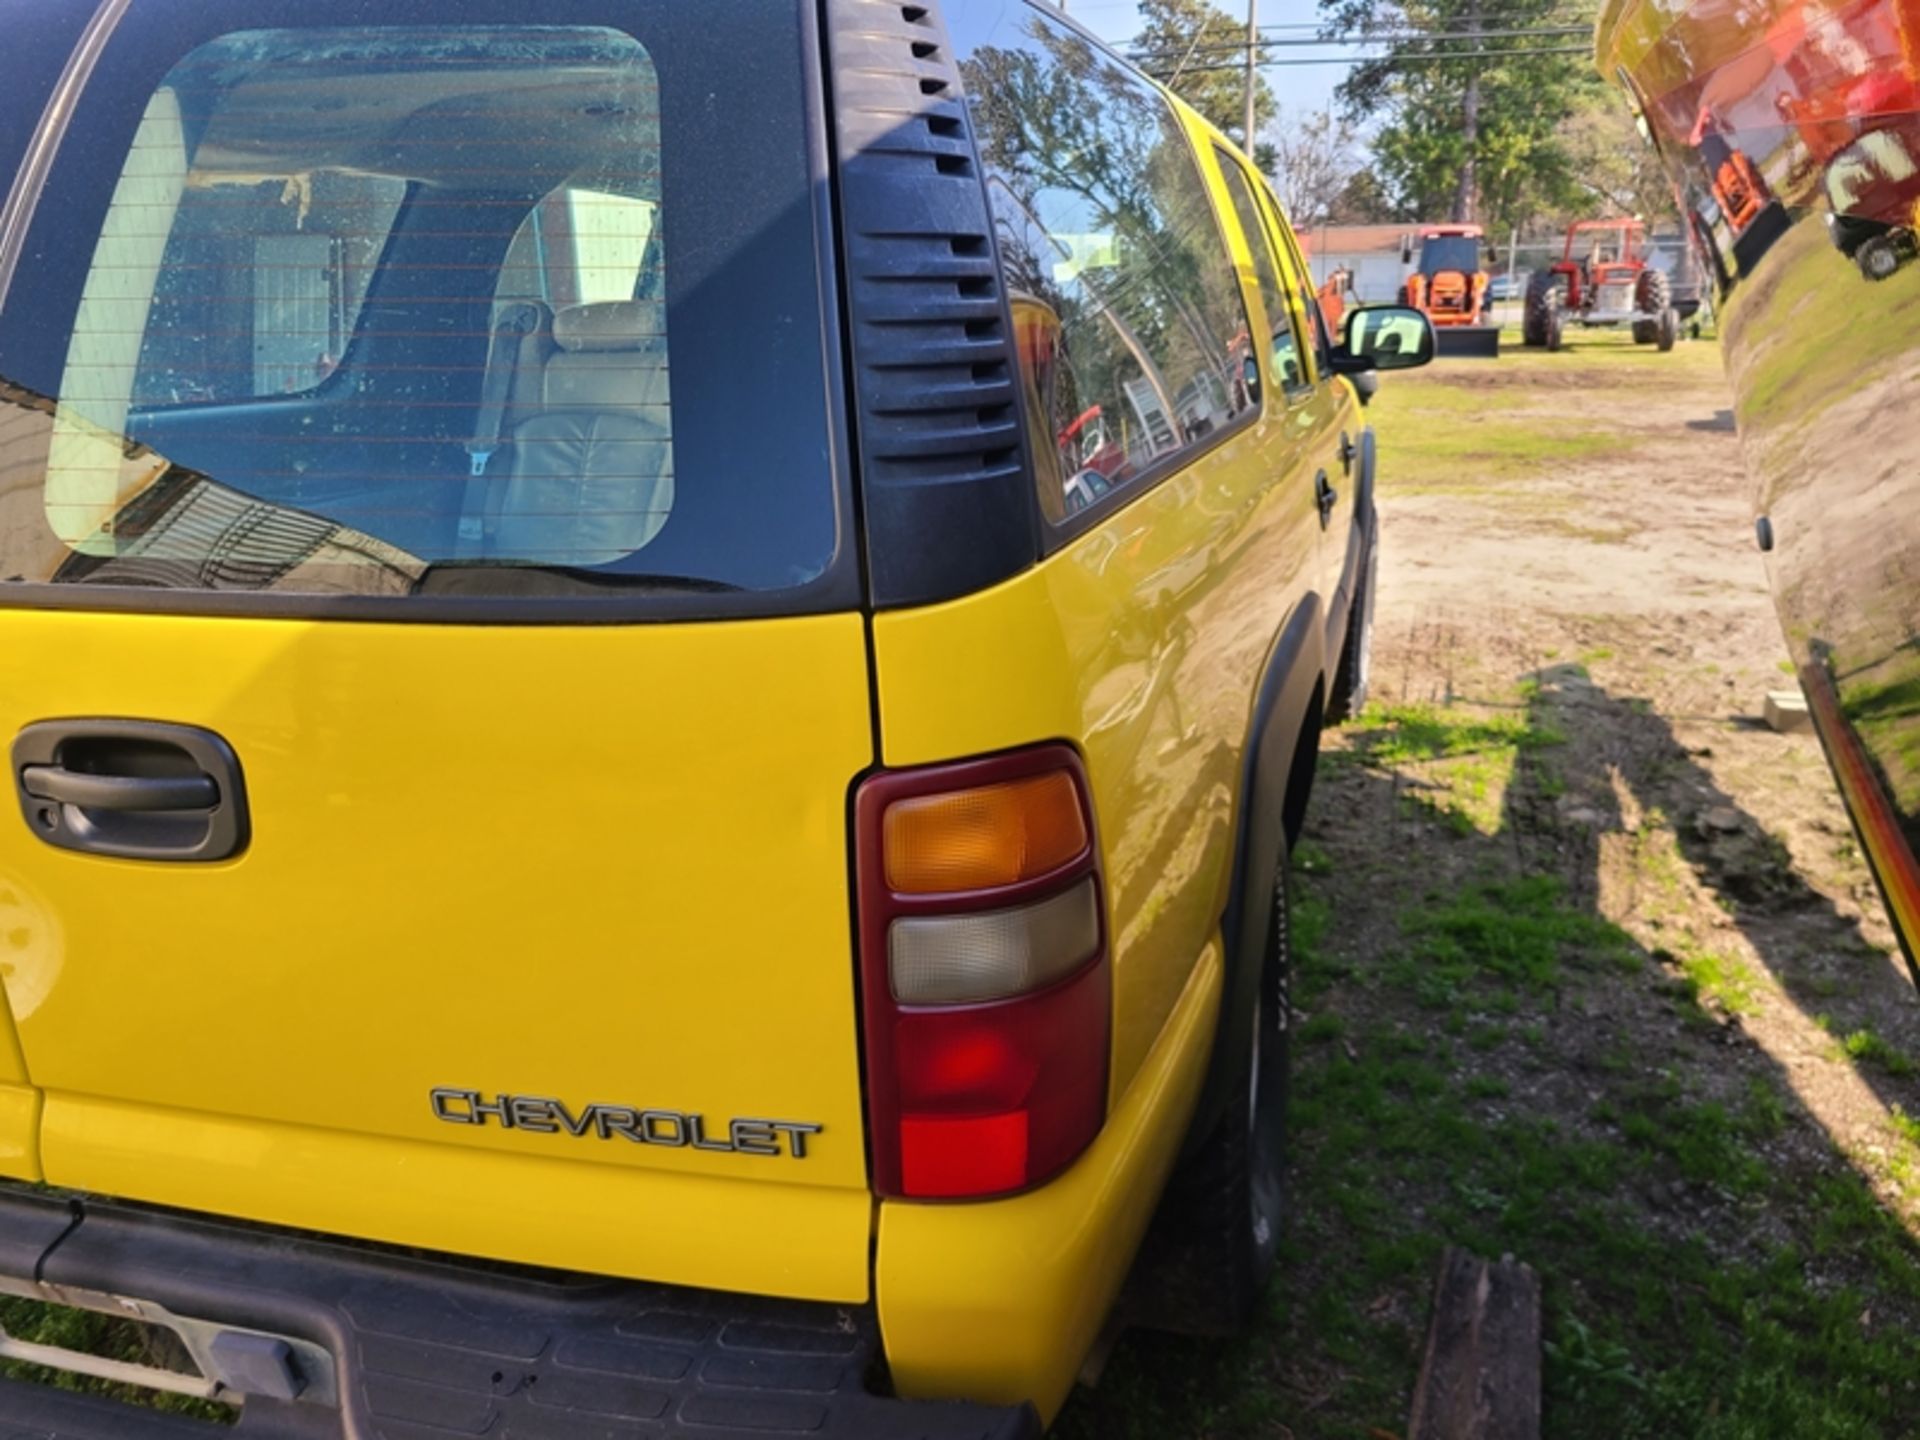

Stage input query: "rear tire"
[
  {"left": 1327, "top": 534, "right": 1377, "bottom": 726},
  {"left": 1632, "top": 268, "right": 1671, "bottom": 344},
  {"left": 1543, "top": 288, "right": 1565, "bottom": 351},
  {"left": 1126, "top": 849, "right": 1292, "bottom": 1335},
  {"left": 1521, "top": 270, "right": 1564, "bottom": 347}
]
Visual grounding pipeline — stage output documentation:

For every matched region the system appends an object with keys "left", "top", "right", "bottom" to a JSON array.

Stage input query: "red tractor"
[{"left": 1523, "top": 218, "right": 1679, "bottom": 351}]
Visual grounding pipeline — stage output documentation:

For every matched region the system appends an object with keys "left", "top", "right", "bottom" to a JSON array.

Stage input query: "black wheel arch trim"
[
  {"left": 1326, "top": 427, "right": 1377, "bottom": 652},
  {"left": 1186, "top": 591, "right": 1327, "bottom": 1152}
]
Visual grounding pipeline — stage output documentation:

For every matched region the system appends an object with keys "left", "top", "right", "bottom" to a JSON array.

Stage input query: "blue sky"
[{"left": 1063, "top": 0, "right": 1348, "bottom": 117}]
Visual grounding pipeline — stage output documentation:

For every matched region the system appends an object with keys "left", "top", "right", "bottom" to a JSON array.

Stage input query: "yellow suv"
[{"left": 0, "top": 0, "right": 1431, "bottom": 1432}]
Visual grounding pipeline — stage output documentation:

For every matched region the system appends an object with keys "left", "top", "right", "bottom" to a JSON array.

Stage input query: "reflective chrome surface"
[{"left": 1603, "top": 0, "right": 1920, "bottom": 965}]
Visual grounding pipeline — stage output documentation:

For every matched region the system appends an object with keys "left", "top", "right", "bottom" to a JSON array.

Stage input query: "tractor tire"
[
  {"left": 1632, "top": 268, "right": 1671, "bottom": 344},
  {"left": 1125, "top": 846, "right": 1293, "bottom": 1335},
  {"left": 1542, "top": 287, "right": 1566, "bottom": 352},
  {"left": 1656, "top": 304, "right": 1678, "bottom": 352},
  {"left": 1858, "top": 235, "right": 1904, "bottom": 281},
  {"left": 1522, "top": 270, "right": 1565, "bottom": 348}
]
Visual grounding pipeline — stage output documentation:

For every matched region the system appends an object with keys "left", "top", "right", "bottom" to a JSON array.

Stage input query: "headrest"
[{"left": 553, "top": 300, "right": 666, "bottom": 354}]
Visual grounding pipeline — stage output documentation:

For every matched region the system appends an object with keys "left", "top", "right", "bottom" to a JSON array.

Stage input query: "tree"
[
  {"left": 1325, "top": 167, "right": 1403, "bottom": 224},
  {"left": 1264, "top": 106, "right": 1359, "bottom": 226},
  {"left": 1134, "top": 0, "right": 1278, "bottom": 168},
  {"left": 1558, "top": 91, "right": 1681, "bottom": 225},
  {"left": 1318, "top": 0, "right": 1599, "bottom": 232}
]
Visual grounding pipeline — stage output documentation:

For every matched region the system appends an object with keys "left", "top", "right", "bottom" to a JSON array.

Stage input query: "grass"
[
  {"left": 1840, "top": 1028, "right": 1919, "bottom": 1079},
  {"left": 1344, "top": 701, "right": 1565, "bottom": 834},
  {"left": 1676, "top": 947, "right": 1764, "bottom": 1016},
  {"left": 0, "top": 1298, "right": 230, "bottom": 1422},
  {"left": 1365, "top": 413, "right": 1640, "bottom": 494},
  {"left": 1348, "top": 702, "right": 1563, "bottom": 766},
  {"left": 1365, "top": 328, "right": 1721, "bottom": 498},
  {"left": 1060, "top": 573, "right": 1920, "bottom": 1439},
  {"left": 1063, "top": 854, "right": 1920, "bottom": 1439}
]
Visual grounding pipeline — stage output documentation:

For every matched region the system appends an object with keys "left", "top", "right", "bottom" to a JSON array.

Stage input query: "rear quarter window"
[
  {"left": 950, "top": 2, "right": 1257, "bottom": 528},
  {"left": 0, "top": 2, "right": 848, "bottom": 615}
]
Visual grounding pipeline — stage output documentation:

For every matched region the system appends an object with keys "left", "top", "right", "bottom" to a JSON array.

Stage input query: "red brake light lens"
[{"left": 855, "top": 744, "right": 1109, "bottom": 1200}]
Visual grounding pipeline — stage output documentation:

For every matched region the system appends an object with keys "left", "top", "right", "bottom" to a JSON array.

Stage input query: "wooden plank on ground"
[{"left": 1406, "top": 1247, "right": 1542, "bottom": 1440}]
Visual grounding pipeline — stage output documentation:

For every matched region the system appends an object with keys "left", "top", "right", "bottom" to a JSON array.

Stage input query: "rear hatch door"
[{"left": 0, "top": 0, "right": 874, "bottom": 1300}]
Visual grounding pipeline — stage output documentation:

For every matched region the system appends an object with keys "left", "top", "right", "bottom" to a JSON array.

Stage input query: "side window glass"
[
  {"left": 1215, "top": 150, "right": 1311, "bottom": 401},
  {"left": 957, "top": 9, "right": 1257, "bottom": 524},
  {"left": 1304, "top": 296, "right": 1336, "bottom": 377},
  {"left": 1261, "top": 189, "right": 1335, "bottom": 379}
]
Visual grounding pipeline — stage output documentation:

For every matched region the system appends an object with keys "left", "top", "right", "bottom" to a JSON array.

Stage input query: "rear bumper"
[{"left": 0, "top": 1188, "right": 1039, "bottom": 1440}]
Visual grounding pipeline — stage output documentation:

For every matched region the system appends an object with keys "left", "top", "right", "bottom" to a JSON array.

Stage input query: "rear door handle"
[
  {"left": 1315, "top": 470, "right": 1338, "bottom": 529},
  {"left": 13, "top": 720, "right": 248, "bottom": 862},
  {"left": 1338, "top": 432, "right": 1356, "bottom": 474},
  {"left": 20, "top": 768, "right": 218, "bottom": 812}
]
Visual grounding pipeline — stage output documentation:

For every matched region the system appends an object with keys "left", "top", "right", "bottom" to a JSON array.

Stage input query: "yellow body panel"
[
  {"left": 0, "top": 24, "right": 1352, "bottom": 1420},
  {"left": 0, "top": 1086, "right": 39, "bottom": 1181},
  {"left": 872, "top": 96, "right": 1343, "bottom": 1415},
  {"left": 0, "top": 608, "right": 875, "bottom": 1297},
  {"left": 878, "top": 935, "right": 1223, "bottom": 1420},
  {"left": 871, "top": 427, "right": 1312, "bottom": 1098},
  {"left": 42, "top": 1091, "right": 870, "bottom": 1299},
  {"left": 0, "top": 895, "right": 43, "bottom": 1178},
  {"left": 872, "top": 106, "right": 1336, "bottom": 1102}
]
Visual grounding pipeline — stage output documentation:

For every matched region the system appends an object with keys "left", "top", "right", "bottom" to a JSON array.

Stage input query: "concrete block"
[{"left": 1765, "top": 689, "right": 1813, "bottom": 734}]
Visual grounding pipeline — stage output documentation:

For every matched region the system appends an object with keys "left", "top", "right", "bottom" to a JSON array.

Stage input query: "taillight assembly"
[{"left": 855, "top": 744, "right": 1110, "bottom": 1200}]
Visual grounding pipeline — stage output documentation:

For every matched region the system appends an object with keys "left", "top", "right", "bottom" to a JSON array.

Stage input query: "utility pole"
[
  {"left": 1452, "top": 0, "right": 1481, "bottom": 222},
  {"left": 1244, "top": 0, "right": 1258, "bottom": 156}
]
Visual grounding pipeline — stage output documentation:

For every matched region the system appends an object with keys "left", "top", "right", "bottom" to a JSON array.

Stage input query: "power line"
[
  {"left": 1132, "top": 26, "right": 1590, "bottom": 59},
  {"left": 1190, "top": 6, "right": 1594, "bottom": 30},
  {"left": 1171, "top": 44, "right": 1592, "bottom": 69}
]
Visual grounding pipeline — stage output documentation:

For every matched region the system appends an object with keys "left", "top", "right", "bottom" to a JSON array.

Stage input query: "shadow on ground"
[{"left": 1054, "top": 669, "right": 1920, "bottom": 1440}]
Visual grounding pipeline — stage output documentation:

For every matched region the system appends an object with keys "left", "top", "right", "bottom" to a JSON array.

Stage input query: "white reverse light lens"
[{"left": 888, "top": 878, "right": 1101, "bottom": 1005}]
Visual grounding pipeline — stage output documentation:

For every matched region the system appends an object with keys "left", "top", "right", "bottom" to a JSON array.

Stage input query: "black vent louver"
[{"left": 826, "top": 0, "right": 1041, "bottom": 608}]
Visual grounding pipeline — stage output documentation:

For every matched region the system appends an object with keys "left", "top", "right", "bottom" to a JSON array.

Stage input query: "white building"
[{"left": 1297, "top": 223, "right": 1411, "bottom": 304}]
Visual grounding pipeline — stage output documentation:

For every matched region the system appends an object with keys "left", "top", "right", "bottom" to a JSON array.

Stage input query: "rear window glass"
[{"left": 0, "top": 5, "right": 841, "bottom": 610}]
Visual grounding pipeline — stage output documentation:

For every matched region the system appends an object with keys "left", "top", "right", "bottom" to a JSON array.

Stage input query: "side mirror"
[{"left": 1332, "top": 304, "right": 1436, "bottom": 375}]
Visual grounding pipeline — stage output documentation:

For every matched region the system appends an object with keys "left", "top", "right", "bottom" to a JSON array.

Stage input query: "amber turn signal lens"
[{"left": 883, "top": 770, "right": 1088, "bottom": 894}]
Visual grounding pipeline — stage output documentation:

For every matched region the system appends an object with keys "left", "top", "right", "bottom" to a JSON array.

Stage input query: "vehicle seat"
[{"left": 480, "top": 299, "right": 672, "bottom": 567}]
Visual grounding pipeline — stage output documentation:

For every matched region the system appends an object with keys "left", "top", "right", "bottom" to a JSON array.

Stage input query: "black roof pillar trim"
[{"left": 825, "top": 0, "right": 1042, "bottom": 609}]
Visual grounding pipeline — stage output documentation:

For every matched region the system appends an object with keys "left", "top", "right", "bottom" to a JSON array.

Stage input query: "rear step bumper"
[{"left": 0, "top": 1188, "right": 1039, "bottom": 1440}]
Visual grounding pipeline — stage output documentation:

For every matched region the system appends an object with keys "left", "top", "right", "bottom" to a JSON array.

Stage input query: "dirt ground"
[{"left": 1055, "top": 332, "right": 1920, "bottom": 1439}]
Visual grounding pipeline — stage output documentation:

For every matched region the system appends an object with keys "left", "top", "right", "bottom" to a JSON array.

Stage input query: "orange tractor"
[
  {"left": 1399, "top": 225, "right": 1499, "bottom": 357},
  {"left": 1523, "top": 218, "right": 1680, "bottom": 351}
]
